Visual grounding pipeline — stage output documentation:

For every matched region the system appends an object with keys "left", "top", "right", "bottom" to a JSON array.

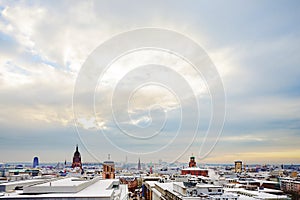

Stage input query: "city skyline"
[{"left": 0, "top": 0, "right": 300, "bottom": 164}]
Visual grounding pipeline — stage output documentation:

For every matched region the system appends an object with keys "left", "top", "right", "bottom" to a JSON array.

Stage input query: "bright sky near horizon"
[{"left": 0, "top": 0, "right": 300, "bottom": 164}]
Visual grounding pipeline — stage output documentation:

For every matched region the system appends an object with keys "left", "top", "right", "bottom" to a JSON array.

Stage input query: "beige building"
[{"left": 234, "top": 160, "right": 242, "bottom": 173}]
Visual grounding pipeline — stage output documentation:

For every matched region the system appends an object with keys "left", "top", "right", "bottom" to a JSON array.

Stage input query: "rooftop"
[
  {"left": 0, "top": 177, "right": 127, "bottom": 199},
  {"left": 182, "top": 167, "right": 208, "bottom": 171}
]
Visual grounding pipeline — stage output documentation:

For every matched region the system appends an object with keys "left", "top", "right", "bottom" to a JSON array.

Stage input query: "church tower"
[
  {"left": 189, "top": 155, "right": 196, "bottom": 167},
  {"left": 72, "top": 145, "right": 82, "bottom": 169},
  {"left": 102, "top": 154, "right": 115, "bottom": 179}
]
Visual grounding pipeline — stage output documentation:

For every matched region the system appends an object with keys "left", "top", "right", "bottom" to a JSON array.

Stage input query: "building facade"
[
  {"left": 102, "top": 161, "right": 115, "bottom": 179},
  {"left": 181, "top": 156, "right": 208, "bottom": 177},
  {"left": 281, "top": 179, "right": 300, "bottom": 196},
  {"left": 234, "top": 160, "right": 242, "bottom": 173}
]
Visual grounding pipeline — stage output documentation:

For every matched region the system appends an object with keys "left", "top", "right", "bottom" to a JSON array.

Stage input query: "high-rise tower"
[
  {"left": 33, "top": 157, "right": 39, "bottom": 168},
  {"left": 138, "top": 158, "right": 141, "bottom": 170}
]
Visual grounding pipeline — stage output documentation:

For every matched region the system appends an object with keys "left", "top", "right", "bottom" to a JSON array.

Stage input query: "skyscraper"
[
  {"left": 138, "top": 158, "right": 141, "bottom": 170},
  {"left": 33, "top": 156, "right": 39, "bottom": 168}
]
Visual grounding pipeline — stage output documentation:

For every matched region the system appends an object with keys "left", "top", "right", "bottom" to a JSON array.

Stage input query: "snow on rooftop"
[
  {"left": 224, "top": 187, "right": 288, "bottom": 199},
  {"left": 157, "top": 182, "right": 184, "bottom": 198},
  {"left": 146, "top": 181, "right": 157, "bottom": 187},
  {"left": 196, "top": 184, "right": 222, "bottom": 188},
  {"left": 182, "top": 167, "right": 207, "bottom": 171},
  {"left": 76, "top": 179, "right": 116, "bottom": 196},
  {"left": 1, "top": 178, "right": 123, "bottom": 199},
  {"left": 32, "top": 177, "right": 86, "bottom": 187},
  {"left": 0, "top": 179, "right": 45, "bottom": 186},
  {"left": 155, "top": 182, "right": 174, "bottom": 192}
]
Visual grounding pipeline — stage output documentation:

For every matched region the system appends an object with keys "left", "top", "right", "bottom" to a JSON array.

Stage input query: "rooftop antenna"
[{"left": 108, "top": 154, "right": 110, "bottom": 160}]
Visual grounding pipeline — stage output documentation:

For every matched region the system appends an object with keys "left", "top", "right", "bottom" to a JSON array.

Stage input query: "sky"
[{"left": 0, "top": 0, "right": 300, "bottom": 164}]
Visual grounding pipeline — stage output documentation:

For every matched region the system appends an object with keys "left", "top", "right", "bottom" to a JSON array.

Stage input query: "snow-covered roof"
[
  {"left": 182, "top": 167, "right": 208, "bottom": 171},
  {"left": 1, "top": 178, "right": 126, "bottom": 199}
]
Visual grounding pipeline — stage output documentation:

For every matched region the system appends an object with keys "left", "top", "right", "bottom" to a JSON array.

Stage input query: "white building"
[
  {"left": 151, "top": 182, "right": 238, "bottom": 200},
  {"left": 0, "top": 177, "right": 128, "bottom": 200}
]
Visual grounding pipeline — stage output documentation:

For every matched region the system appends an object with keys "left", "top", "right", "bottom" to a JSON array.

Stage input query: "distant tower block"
[
  {"left": 72, "top": 145, "right": 82, "bottom": 169},
  {"left": 189, "top": 156, "right": 197, "bottom": 167},
  {"left": 33, "top": 157, "right": 39, "bottom": 168},
  {"left": 235, "top": 160, "right": 243, "bottom": 173},
  {"left": 138, "top": 158, "right": 141, "bottom": 170}
]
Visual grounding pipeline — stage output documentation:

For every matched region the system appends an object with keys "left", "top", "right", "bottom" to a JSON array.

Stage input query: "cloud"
[{"left": 0, "top": 0, "right": 299, "bottom": 163}]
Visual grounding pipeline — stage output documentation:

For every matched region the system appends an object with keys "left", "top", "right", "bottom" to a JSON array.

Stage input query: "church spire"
[{"left": 72, "top": 144, "right": 82, "bottom": 169}]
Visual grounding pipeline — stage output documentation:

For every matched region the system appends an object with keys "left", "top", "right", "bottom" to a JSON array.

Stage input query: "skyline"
[{"left": 0, "top": 0, "right": 300, "bottom": 164}]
